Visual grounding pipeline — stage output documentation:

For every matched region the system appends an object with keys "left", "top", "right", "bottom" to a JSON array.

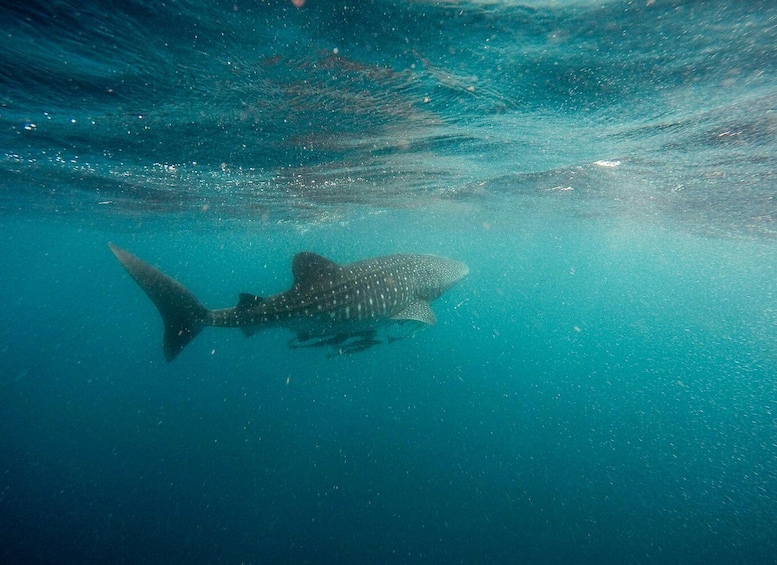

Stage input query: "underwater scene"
[{"left": 1, "top": 1, "right": 776, "bottom": 563}]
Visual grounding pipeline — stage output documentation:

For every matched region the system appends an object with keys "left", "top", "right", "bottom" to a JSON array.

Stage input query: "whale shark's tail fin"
[{"left": 109, "top": 243, "right": 209, "bottom": 362}]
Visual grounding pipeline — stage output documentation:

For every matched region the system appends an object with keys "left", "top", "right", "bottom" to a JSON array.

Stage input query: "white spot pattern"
[{"left": 228, "top": 253, "right": 468, "bottom": 329}]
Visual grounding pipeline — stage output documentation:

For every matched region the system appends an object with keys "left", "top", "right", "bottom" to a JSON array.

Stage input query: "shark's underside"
[{"left": 109, "top": 244, "right": 468, "bottom": 361}]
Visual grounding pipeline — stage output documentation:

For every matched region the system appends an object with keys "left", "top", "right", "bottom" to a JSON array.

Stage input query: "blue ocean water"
[{"left": 1, "top": 1, "right": 776, "bottom": 563}]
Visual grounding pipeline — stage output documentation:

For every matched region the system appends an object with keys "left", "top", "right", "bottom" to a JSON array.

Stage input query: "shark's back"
[{"left": 273, "top": 252, "right": 467, "bottom": 324}]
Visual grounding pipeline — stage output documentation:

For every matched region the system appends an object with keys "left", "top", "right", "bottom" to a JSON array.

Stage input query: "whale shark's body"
[{"left": 109, "top": 244, "right": 468, "bottom": 361}]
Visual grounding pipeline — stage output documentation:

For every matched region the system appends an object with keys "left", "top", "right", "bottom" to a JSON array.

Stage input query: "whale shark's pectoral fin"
[{"left": 391, "top": 300, "right": 437, "bottom": 325}]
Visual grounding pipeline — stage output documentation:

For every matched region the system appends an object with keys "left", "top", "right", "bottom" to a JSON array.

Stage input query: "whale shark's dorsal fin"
[
  {"left": 237, "top": 293, "right": 264, "bottom": 309},
  {"left": 292, "top": 252, "right": 341, "bottom": 291},
  {"left": 235, "top": 293, "right": 264, "bottom": 337}
]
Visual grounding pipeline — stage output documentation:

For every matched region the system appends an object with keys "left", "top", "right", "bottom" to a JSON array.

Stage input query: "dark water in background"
[{"left": 1, "top": 1, "right": 776, "bottom": 563}]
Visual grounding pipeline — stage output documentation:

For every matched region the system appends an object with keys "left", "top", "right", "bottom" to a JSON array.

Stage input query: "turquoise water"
[{"left": 2, "top": 1, "right": 776, "bottom": 563}]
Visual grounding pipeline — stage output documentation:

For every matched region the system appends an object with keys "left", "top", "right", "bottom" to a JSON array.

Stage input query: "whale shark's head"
[{"left": 414, "top": 255, "right": 469, "bottom": 301}]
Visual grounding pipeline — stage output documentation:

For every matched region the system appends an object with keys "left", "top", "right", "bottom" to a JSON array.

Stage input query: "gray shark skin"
[{"left": 109, "top": 244, "right": 469, "bottom": 362}]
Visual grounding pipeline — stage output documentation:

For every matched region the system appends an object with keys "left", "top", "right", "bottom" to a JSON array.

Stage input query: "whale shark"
[{"left": 109, "top": 244, "right": 469, "bottom": 361}]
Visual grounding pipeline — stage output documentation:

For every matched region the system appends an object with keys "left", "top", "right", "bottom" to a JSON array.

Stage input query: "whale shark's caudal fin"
[{"left": 109, "top": 243, "right": 209, "bottom": 362}]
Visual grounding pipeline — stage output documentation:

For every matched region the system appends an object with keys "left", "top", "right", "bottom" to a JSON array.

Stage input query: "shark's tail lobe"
[{"left": 109, "top": 243, "right": 209, "bottom": 362}]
